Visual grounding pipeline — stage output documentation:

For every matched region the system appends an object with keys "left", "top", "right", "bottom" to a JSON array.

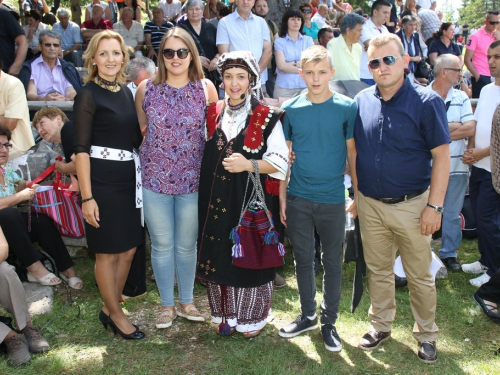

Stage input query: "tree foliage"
[{"left": 459, "top": 0, "right": 499, "bottom": 28}]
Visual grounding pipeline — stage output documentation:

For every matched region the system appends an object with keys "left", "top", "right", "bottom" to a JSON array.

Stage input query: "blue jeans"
[
  {"left": 439, "top": 173, "right": 468, "bottom": 259},
  {"left": 143, "top": 188, "right": 198, "bottom": 306},
  {"left": 286, "top": 195, "right": 345, "bottom": 325}
]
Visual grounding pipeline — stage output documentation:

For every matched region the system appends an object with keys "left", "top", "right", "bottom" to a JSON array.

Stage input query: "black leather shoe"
[
  {"left": 474, "top": 293, "right": 500, "bottom": 322},
  {"left": 358, "top": 330, "right": 391, "bottom": 351},
  {"left": 108, "top": 316, "right": 145, "bottom": 340},
  {"left": 418, "top": 341, "right": 437, "bottom": 364},
  {"left": 99, "top": 310, "right": 109, "bottom": 330},
  {"left": 442, "top": 257, "right": 461, "bottom": 272},
  {"left": 395, "top": 275, "right": 407, "bottom": 288}
]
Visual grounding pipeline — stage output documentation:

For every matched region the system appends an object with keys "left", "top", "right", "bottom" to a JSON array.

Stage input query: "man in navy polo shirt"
[{"left": 352, "top": 33, "right": 450, "bottom": 364}]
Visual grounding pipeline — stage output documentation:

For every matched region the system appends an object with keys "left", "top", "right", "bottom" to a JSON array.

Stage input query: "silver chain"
[{"left": 237, "top": 159, "right": 274, "bottom": 229}]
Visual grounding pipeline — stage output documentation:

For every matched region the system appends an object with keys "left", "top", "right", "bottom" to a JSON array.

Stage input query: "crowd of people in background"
[{"left": 0, "top": 0, "right": 500, "bottom": 369}]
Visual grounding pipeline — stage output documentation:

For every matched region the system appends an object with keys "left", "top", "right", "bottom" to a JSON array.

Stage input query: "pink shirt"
[
  {"left": 30, "top": 55, "right": 73, "bottom": 97},
  {"left": 466, "top": 25, "right": 496, "bottom": 76}
]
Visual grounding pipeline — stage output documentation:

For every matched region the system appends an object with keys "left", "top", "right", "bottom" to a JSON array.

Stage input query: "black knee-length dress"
[{"left": 73, "top": 81, "right": 143, "bottom": 253}]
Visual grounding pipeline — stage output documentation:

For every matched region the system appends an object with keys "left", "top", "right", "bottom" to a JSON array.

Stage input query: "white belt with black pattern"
[{"left": 90, "top": 145, "right": 144, "bottom": 225}]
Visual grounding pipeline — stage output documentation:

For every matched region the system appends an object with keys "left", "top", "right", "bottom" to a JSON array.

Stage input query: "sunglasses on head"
[
  {"left": 43, "top": 43, "right": 60, "bottom": 48},
  {"left": 368, "top": 55, "right": 401, "bottom": 69},
  {"left": 162, "top": 48, "right": 190, "bottom": 59},
  {"left": 300, "top": 8, "right": 312, "bottom": 13},
  {"left": 488, "top": 20, "right": 500, "bottom": 25}
]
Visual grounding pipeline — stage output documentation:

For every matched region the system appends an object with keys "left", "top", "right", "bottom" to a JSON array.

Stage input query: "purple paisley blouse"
[{"left": 140, "top": 79, "right": 206, "bottom": 194}]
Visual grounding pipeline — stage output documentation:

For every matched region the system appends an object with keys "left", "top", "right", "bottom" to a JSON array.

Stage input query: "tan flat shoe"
[{"left": 177, "top": 304, "right": 205, "bottom": 322}]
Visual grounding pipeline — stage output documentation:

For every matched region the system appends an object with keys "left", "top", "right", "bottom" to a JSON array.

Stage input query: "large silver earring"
[{"left": 92, "top": 63, "right": 96, "bottom": 66}]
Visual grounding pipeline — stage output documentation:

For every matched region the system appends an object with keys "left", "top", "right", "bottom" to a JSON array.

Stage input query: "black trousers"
[
  {"left": 476, "top": 268, "right": 500, "bottom": 303},
  {"left": 0, "top": 208, "right": 74, "bottom": 273},
  {"left": 471, "top": 74, "right": 492, "bottom": 99}
]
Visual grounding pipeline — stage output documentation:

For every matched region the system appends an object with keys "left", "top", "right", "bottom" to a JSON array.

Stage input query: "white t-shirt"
[
  {"left": 473, "top": 83, "right": 500, "bottom": 172},
  {"left": 417, "top": 0, "right": 435, "bottom": 9},
  {"left": 359, "top": 18, "right": 389, "bottom": 79},
  {"left": 159, "top": 0, "right": 181, "bottom": 19},
  {"left": 311, "top": 12, "right": 327, "bottom": 29}
]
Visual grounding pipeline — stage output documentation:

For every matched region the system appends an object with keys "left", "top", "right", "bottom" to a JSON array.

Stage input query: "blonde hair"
[
  {"left": 300, "top": 45, "right": 334, "bottom": 69},
  {"left": 32, "top": 107, "right": 69, "bottom": 128},
  {"left": 153, "top": 27, "right": 204, "bottom": 85},
  {"left": 82, "top": 30, "right": 129, "bottom": 84},
  {"left": 368, "top": 34, "right": 405, "bottom": 57}
]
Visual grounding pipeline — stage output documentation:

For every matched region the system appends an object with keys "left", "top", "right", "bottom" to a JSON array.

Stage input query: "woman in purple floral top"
[{"left": 135, "top": 27, "right": 218, "bottom": 330}]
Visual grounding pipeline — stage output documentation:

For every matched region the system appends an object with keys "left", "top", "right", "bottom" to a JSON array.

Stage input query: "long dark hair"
[
  {"left": 279, "top": 9, "right": 304, "bottom": 37},
  {"left": 125, "top": 0, "right": 138, "bottom": 9}
]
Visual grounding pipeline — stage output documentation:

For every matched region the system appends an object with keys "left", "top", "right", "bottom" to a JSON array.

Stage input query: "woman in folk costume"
[{"left": 197, "top": 51, "right": 289, "bottom": 338}]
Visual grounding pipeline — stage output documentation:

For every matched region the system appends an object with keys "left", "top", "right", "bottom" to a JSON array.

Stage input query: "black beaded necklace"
[{"left": 95, "top": 75, "right": 120, "bottom": 92}]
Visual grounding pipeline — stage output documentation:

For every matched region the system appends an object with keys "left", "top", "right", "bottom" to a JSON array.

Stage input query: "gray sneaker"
[
  {"left": 22, "top": 325, "right": 50, "bottom": 353},
  {"left": 4, "top": 333, "right": 31, "bottom": 367}
]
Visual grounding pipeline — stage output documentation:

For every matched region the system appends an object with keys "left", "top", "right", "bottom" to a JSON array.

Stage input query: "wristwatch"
[{"left": 427, "top": 203, "right": 444, "bottom": 214}]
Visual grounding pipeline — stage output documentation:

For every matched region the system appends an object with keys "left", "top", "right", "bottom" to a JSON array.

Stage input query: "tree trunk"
[{"left": 70, "top": 0, "right": 81, "bottom": 25}]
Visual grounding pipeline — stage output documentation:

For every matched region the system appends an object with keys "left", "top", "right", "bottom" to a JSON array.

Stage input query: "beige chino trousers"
[{"left": 357, "top": 190, "right": 439, "bottom": 342}]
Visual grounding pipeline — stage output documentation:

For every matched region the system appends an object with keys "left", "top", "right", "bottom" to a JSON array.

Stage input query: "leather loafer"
[
  {"left": 418, "top": 341, "right": 437, "bottom": 364},
  {"left": 441, "top": 257, "right": 461, "bottom": 272},
  {"left": 358, "top": 330, "right": 391, "bottom": 351}
]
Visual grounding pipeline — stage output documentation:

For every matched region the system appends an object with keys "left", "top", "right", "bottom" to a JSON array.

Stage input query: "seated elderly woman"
[
  {"left": 326, "top": 13, "right": 365, "bottom": 81},
  {"left": 33, "top": 107, "right": 147, "bottom": 299},
  {"left": 0, "top": 124, "right": 82, "bottom": 289},
  {"left": 32, "top": 108, "right": 76, "bottom": 174},
  {"left": 273, "top": 9, "right": 314, "bottom": 98}
]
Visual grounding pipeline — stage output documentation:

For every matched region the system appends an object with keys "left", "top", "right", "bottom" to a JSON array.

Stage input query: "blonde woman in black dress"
[{"left": 74, "top": 30, "right": 144, "bottom": 340}]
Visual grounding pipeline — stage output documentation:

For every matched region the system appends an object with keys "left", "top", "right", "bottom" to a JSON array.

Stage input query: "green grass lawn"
[{"left": 1, "top": 238, "right": 499, "bottom": 374}]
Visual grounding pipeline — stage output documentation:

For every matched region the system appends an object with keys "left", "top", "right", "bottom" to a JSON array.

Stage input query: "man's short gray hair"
[
  {"left": 122, "top": 7, "right": 134, "bottom": 14},
  {"left": 184, "top": 0, "right": 205, "bottom": 12},
  {"left": 433, "top": 54, "right": 460, "bottom": 76},
  {"left": 56, "top": 8, "right": 70, "bottom": 17},
  {"left": 318, "top": 3, "right": 328, "bottom": 10},
  {"left": 152, "top": 5, "right": 164, "bottom": 13},
  {"left": 125, "top": 56, "right": 156, "bottom": 80},
  {"left": 38, "top": 29, "right": 62, "bottom": 45},
  {"left": 340, "top": 13, "right": 365, "bottom": 35},
  {"left": 401, "top": 14, "right": 417, "bottom": 25}
]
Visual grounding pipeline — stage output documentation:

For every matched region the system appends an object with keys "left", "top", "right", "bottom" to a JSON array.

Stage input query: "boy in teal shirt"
[{"left": 278, "top": 45, "right": 357, "bottom": 352}]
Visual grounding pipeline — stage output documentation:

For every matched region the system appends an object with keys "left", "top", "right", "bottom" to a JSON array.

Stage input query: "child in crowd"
[{"left": 278, "top": 45, "right": 357, "bottom": 352}]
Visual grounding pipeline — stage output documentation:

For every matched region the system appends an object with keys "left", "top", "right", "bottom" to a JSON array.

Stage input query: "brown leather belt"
[{"left": 379, "top": 188, "right": 428, "bottom": 204}]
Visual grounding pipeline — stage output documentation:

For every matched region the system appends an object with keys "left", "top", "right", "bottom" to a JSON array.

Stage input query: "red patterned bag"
[
  {"left": 28, "top": 157, "right": 85, "bottom": 238},
  {"left": 229, "top": 160, "right": 285, "bottom": 270}
]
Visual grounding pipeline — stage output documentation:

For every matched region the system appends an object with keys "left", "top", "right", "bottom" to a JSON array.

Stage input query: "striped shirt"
[
  {"left": 429, "top": 83, "right": 474, "bottom": 175},
  {"left": 144, "top": 19, "right": 174, "bottom": 52}
]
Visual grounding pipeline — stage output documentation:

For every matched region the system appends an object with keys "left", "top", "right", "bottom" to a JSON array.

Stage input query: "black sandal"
[{"left": 474, "top": 293, "right": 500, "bottom": 321}]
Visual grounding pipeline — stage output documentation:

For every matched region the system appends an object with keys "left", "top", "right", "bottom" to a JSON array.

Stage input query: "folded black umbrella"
[{"left": 343, "top": 217, "right": 366, "bottom": 313}]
